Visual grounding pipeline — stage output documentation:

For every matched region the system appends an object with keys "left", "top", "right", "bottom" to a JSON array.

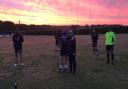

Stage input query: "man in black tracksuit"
[
  {"left": 91, "top": 30, "right": 99, "bottom": 55},
  {"left": 12, "top": 32, "right": 24, "bottom": 67},
  {"left": 68, "top": 30, "right": 76, "bottom": 73}
]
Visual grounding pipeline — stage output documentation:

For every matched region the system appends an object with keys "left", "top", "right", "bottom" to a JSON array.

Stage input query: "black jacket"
[{"left": 68, "top": 36, "right": 76, "bottom": 54}]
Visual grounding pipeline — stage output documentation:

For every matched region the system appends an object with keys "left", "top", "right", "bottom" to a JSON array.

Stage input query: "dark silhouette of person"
[
  {"left": 68, "top": 30, "right": 76, "bottom": 73},
  {"left": 12, "top": 32, "right": 24, "bottom": 67},
  {"left": 59, "top": 31, "right": 68, "bottom": 72},
  {"left": 91, "top": 30, "right": 99, "bottom": 55},
  {"left": 54, "top": 31, "right": 61, "bottom": 51}
]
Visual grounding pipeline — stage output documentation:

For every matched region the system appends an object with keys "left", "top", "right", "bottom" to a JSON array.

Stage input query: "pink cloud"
[{"left": 0, "top": 0, "right": 128, "bottom": 25}]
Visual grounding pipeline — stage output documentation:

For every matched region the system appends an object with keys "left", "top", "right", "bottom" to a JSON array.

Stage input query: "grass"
[{"left": 0, "top": 34, "right": 128, "bottom": 89}]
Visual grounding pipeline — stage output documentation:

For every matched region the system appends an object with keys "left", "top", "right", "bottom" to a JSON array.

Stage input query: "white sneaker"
[
  {"left": 20, "top": 63, "right": 24, "bottom": 66},
  {"left": 14, "top": 64, "right": 18, "bottom": 67}
]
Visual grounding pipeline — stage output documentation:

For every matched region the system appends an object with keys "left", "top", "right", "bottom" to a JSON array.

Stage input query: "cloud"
[{"left": 0, "top": 0, "right": 128, "bottom": 25}]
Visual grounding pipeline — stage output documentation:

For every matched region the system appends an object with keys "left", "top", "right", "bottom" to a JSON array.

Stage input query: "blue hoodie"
[{"left": 60, "top": 32, "right": 68, "bottom": 53}]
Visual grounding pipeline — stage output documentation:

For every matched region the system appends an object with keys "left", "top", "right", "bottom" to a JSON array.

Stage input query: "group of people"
[
  {"left": 12, "top": 28, "right": 116, "bottom": 73},
  {"left": 55, "top": 30, "right": 76, "bottom": 73},
  {"left": 91, "top": 29, "right": 116, "bottom": 64}
]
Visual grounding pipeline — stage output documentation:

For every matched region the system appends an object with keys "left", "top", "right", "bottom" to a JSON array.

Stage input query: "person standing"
[
  {"left": 54, "top": 31, "right": 61, "bottom": 51},
  {"left": 68, "top": 30, "right": 76, "bottom": 73},
  {"left": 59, "top": 31, "right": 68, "bottom": 72},
  {"left": 12, "top": 32, "right": 24, "bottom": 67},
  {"left": 91, "top": 30, "right": 99, "bottom": 55},
  {"left": 55, "top": 31, "right": 59, "bottom": 51},
  {"left": 105, "top": 29, "right": 116, "bottom": 64}
]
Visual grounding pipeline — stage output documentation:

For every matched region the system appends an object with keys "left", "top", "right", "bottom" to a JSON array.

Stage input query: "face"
[
  {"left": 16, "top": 31, "right": 22, "bottom": 35},
  {"left": 68, "top": 31, "right": 73, "bottom": 37},
  {"left": 93, "top": 30, "right": 95, "bottom": 33}
]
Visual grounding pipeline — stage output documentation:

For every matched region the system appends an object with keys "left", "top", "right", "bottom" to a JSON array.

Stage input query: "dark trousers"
[
  {"left": 92, "top": 41, "right": 98, "bottom": 52},
  {"left": 69, "top": 54, "right": 76, "bottom": 72},
  {"left": 106, "top": 45, "right": 114, "bottom": 63}
]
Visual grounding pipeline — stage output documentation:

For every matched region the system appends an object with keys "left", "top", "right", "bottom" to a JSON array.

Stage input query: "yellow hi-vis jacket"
[{"left": 105, "top": 31, "right": 116, "bottom": 45}]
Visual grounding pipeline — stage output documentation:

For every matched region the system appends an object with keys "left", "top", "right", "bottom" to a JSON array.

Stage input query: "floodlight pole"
[
  {"left": 76, "top": 0, "right": 78, "bottom": 35},
  {"left": 90, "top": 0, "right": 92, "bottom": 34}
]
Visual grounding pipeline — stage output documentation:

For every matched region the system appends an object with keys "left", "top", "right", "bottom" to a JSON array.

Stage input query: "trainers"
[
  {"left": 58, "top": 68, "right": 62, "bottom": 73},
  {"left": 14, "top": 64, "right": 18, "bottom": 67},
  {"left": 96, "top": 52, "right": 99, "bottom": 56},
  {"left": 64, "top": 68, "right": 67, "bottom": 72},
  {"left": 20, "top": 63, "right": 24, "bottom": 66}
]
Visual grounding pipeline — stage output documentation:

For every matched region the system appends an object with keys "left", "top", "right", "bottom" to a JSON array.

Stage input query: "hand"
[{"left": 73, "top": 53, "right": 76, "bottom": 56}]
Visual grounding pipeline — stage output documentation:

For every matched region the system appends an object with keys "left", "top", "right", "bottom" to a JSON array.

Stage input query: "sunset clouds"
[{"left": 0, "top": 0, "right": 128, "bottom": 25}]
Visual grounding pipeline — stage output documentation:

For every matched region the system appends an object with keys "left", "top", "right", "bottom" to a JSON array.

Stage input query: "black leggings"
[{"left": 69, "top": 54, "right": 76, "bottom": 72}]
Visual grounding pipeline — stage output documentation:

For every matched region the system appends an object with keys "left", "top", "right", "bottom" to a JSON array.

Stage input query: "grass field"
[{"left": 0, "top": 34, "right": 128, "bottom": 89}]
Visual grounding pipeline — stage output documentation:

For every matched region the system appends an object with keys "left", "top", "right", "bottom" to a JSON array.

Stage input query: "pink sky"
[{"left": 0, "top": 0, "right": 128, "bottom": 25}]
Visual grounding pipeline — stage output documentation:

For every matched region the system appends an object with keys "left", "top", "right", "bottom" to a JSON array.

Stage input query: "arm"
[
  {"left": 12, "top": 35, "right": 15, "bottom": 43},
  {"left": 91, "top": 33, "right": 93, "bottom": 40},
  {"left": 97, "top": 33, "right": 99, "bottom": 40},
  {"left": 21, "top": 36, "right": 24, "bottom": 43},
  {"left": 72, "top": 36, "right": 76, "bottom": 55},
  {"left": 113, "top": 32, "right": 116, "bottom": 43}
]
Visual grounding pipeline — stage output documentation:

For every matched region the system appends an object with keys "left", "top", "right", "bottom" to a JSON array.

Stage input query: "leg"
[
  {"left": 64, "top": 55, "right": 68, "bottom": 71},
  {"left": 93, "top": 47, "right": 95, "bottom": 52},
  {"left": 72, "top": 55, "right": 76, "bottom": 73},
  {"left": 20, "top": 52, "right": 24, "bottom": 66},
  {"left": 19, "top": 46, "right": 24, "bottom": 65},
  {"left": 95, "top": 41, "right": 99, "bottom": 55},
  {"left": 55, "top": 41, "right": 59, "bottom": 51},
  {"left": 92, "top": 42, "right": 95, "bottom": 52},
  {"left": 19, "top": 49, "right": 23, "bottom": 63},
  {"left": 14, "top": 82, "right": 17, "bottom": 89},
  {"left": 14, "top": 48, "right": 18, "bottom": 66},
  {"left": 59, "top": 56, "right": 63, "bottom": 72},
  {"left": 106, "top": 45, "right": 110, "bottom": 64},
  {"left": 55, "top": 44, "right": 57, "bottom": 51},
  {"left": 15, "top": 53, "right": 18, "bottom": 64},
  {"left": 106, "top": 52, "right": 110, "bottom": 64},
  {"left": 20, "top": 53, "right": 22, "bottom": 63},
  {"left": 69, "top": 55, "right": 73, "bottom": 72},
  {"left": 111, "top": 45, "right": 114, "bottom": 64},
  {"left": 95, "top": 42, "right": 99, "bottom": 56},
  {"left": 95, "top": 47, "right": 99, "bottom": 56}
]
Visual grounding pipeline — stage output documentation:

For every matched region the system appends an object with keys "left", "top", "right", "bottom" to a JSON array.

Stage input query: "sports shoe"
[
  {"left": 64, "top": 68, "right": 67, "bottom": 72},
  {"left": 58, "top": 68, "right": 62, "bottom": 73},
  {"left": 20, "top": 63, "right": 24, "bottom": 66},
  {"left": 14, "top": 64, "right": 18, "bottom": 67}
]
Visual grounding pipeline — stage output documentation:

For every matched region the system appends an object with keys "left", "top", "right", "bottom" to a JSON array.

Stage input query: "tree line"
[{"left": 0, "top": 20, "right": 128, "bottom": 35}]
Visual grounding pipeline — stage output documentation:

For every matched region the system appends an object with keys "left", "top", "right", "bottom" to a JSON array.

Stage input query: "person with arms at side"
[
  {"left": 55, "top": 31, "right": 59, "bottom": 51},
  {"left": 59, "top": 31, "right": 68, "bottom": 72},
  {"left": 91, "top": 29, "right": 99, "bottom": 56},
  {"left": 12, "top": 32, "right": 24, "bottom": 67},
  {"left": 105, "top": 29, "right": 116, "bottom": 64},
  {"left": 68, "top": 30, "right": 76, "bottom": 73},
  {"left": 54, "top": 31, "right": 61, "bottom": 51}
]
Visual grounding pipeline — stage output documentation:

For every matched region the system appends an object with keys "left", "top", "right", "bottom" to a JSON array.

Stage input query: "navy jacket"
[
  {"left": 60, "top": 34, "right": 68, "bottom": 52},
  {"left": 12, "top": 33, "right": 24, "bottom": 46},
  {"left": 91, "top": 32, "right": 98, "bottom": 42}
]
